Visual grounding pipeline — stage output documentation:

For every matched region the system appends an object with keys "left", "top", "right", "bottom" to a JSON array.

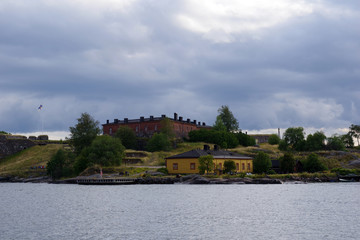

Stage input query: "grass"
[{"left": 0, "top": 144, "right": 63, "bottom": 177}]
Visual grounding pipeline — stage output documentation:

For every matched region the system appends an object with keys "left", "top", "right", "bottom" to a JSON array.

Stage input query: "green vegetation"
[
  {"left": 115, "top": 126, "right": 137, "bottom": 149},
  {"left": 146, "top": 133, "right": 172, "bottom": 152},
  {"left": 268, "top": 134, "right": 280, "bottom": 145},
  {"left": 303, "top": 153, "right": 327, "bottom": 173},
  {"left": 198, "top": 155, "right": 214, "bottom": 174},
  {"left": 0, "top": 144, "right": 63, "bottom": 178},
  {"left": 253, "top": 152, "right": 272, "bottom": 174},
  {"left": 68, "top": 112, "right": 101, "bottom": 155},
  {"left": 223, "top": 160, "right": 236, "bottom": 173},
  {"left": 217, "top": 105, "right": 239, "bottom": 132},
  {"left": 279, "top": 153, "right": 296, "bottom": 173}
]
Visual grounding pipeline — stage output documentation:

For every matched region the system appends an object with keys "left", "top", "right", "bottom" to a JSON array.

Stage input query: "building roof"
[{"left": 166, "top": 149, "right": 252, "bottom": 160}]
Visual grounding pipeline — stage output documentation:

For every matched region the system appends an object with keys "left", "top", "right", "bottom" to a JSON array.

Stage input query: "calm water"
[{"left": 0, "top": 183, "right": 359, "bottom": 240}]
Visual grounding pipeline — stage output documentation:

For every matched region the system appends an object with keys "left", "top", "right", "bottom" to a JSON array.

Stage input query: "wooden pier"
[{"left": 76, "top": 178, "right": 137, "bottom": 185}]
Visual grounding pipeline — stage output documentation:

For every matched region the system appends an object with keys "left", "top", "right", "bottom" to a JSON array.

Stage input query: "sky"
[{"left": 1, "top": 0, "right": 359, "bottom": 140}]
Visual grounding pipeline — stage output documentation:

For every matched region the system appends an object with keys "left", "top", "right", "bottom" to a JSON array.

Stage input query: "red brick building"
[{"left": 103, "top": 113, "right": 211, "bottom": 139}]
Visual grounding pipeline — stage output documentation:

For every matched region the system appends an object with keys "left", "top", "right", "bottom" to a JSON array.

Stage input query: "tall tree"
[
  {"left": 69, "top": 112, "right": 101, "bottom": 155},
  {"left": 305, "top": 131, "right": 326, "bottom": 151},
  {"left": 349, "top": 124, "right": 360, "bottom": 146},
  {"left": 213, "top": 116, "right": 227, "bottom": 132},
  {"left": 282, "top": 127, "right": 306, "bottom": 151},
  {"left": 217, "top": 105, "right": 239, "bottom": 132}
]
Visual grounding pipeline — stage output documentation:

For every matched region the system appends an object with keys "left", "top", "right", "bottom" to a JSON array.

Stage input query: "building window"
[
  {"left": 155, "top": 125, "right": 157, "bottom": 131},
  {"left": 247, "top": 163, "right": 251, "bottom": 171},
  {"left": 173, "top": 163, "right": 178, "bottom": 170},
  {"left": 236, "top": 163, "right": 239, "bottom": 171},
  {"left": 242, "top": 163, "right": 245, "bottom": 171},
  {"left": 219, "top": 163, "right": 222, "bottom": 170},
  {"left": 136, "top": 126, "right": 138, "bottom": 132},
  {"left": 190, "top": 163, "right": 195, "bottom": 170},
  {"left": 109, "top": 128, "right": 112, "bottom": 135}
]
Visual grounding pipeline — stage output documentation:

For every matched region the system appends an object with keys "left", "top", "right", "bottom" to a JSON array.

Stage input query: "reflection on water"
[{"left": 0, "top": 183, "right": 359, "bottom": 240}]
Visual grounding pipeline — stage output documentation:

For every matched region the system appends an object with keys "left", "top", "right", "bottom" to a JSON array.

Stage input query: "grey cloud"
[{"left": 0, "top": 1, "right": 359, "bottom": 135}]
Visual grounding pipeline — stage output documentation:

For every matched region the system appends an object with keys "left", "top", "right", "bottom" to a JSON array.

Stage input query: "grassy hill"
[
  {"left": 0, "top": 144, "right": 63, "bottom": 178},
  {"left": 1, "top": 141, "right": 359, "bottom": 178}
]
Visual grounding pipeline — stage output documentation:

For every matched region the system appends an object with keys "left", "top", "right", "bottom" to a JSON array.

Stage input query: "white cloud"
[{"left": 175, "top": 0, "right": 314, "bottom": 42}]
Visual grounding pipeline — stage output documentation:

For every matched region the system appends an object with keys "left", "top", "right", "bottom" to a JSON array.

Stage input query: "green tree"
[
  {"left": 146, "top": 133, "right": 171, "bottom": 152},
  {"left": 198, "top": 155, "right": 214, "bottom": 174},
  {"left": 279, "top": 153, "right": 296, "bottom": 173},
  {"left": 115, "top": 126, "right": 137, "bottom": 149},
  {"left": 213, "top": 116, "right": 227, "bottom": 131},
  {"left": 282, "top": 127, "right": 306, "bottom": 151},
  {"left": 69, "top": 113, "right": 101, "bottom": 155},
  {"left": 341, "top": 133, "right": 354, "bottom": 148},
  {"left": 217, "top": 105, "right": 239, "bottom": 132},
  {"left": 326, "top": 135, "right": 345, "bottom": 151},
  {"left": 223, "top": 160, "right": 236, "bottom": 173},
  {"left": 74, "top": 135, "right": 125, "bottom": 173},
  {"left": 303, "top": 153, "right": 326, "bottom": 173},
  {"left": 253, "top": 152, "right": 272, "bottom": 174},
  {"left": 305, "top": 131, "right": 326, "bottom": 151},
  {"left": 0, "top": 131, "right": 10, "bottom": 135},
  {"left": 47, "top": 149, "right": 66, "bottom": 179},
  {"left": 268, "top": 134, "right": 280, "bottom": 145},
  {"left": 160, "top": 117, "right": 175, "bottom": 139},
  {"left": 236, "top": 132, "right": 256, "bottom": 147},
  {"left": 349, "top": 124, "right": 360, "bottom": 146}
]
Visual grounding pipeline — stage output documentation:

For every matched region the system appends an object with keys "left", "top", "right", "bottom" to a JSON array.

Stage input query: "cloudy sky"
[{"left": 1, "top": 0, "right": 359, "bottom": 139}]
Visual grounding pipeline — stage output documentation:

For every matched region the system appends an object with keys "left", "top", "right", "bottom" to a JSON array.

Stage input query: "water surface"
[{"left": 0, "top": 183, "right": 359, "bottom": 240}]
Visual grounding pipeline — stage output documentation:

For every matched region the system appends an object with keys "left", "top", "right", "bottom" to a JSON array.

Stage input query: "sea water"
[{"left": 0, "top": 183, "right": 359, "bottom": 240}]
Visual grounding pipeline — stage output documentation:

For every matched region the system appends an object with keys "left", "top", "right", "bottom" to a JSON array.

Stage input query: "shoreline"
[{"left": 0, "top": 174, "right": 349, "bottom": 184}]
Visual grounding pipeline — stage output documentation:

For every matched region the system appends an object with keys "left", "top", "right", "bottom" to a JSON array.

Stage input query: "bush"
[
  {"left": 253, "top": 152, "right": 272, "bottom": 174},
  {"left": 303, "top": 153, "right": 327, "bottom": 173},
  {"left": 223, "top": 160, "right": 236, "bottom": 173},
  {"left": 146, "top": 133, "right": 171, "bottom": 152},
  {"left": 268, "top": 134, "right": 280, "bottom": 145},
  {"left": 188, "top": 129, "right": 239, "bottom": 148},
  {"left": 279, "top": 153, "right": 296, "bottom": 173}
]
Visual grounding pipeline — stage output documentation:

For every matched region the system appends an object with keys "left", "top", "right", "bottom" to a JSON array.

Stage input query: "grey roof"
[{"left": 166, "top": 149, "right": 252, "bottom": 160}]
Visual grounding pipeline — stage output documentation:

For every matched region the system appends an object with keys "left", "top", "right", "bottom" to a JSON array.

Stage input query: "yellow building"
[{"left": 166, "top": 145, "right": 253, "bottom": 174}]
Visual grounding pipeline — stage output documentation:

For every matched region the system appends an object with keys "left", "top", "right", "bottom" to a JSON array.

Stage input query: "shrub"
[
  {"left": 268, "top": 134, "right": 280, "bottom": 145},
  {"left": 253, "top": 152, "right": 272, "bottom": 174},
  {"left": 303, "top": 153, "right": 327, "bottom": 173}
]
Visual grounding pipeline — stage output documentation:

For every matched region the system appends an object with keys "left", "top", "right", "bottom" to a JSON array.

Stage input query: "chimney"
[
  {"left": 124, "top": 118, "right": 128, "bottom": 124},
  {"left": 203, "top": 145, "right": 210, "bottom": 151},
  {"left": 278, "top": 128, "right": 281, "bottom": 138},
  {"left": 161, "top": 114, "right": 166, "bottom": 118},
  {"left": 140, "top": 116, "right": 144, "bottom": 122},
  {"left": 198, "top": 121, "right": 201, "bottom": 125},
  {"left": 114, "top": 119, "right": 119, "bottom": 124},
  {"left": 150, "top": 115, "right": 154, "bottom": 121},
  {"left": 106, "top": 120, "right": 109, "bottom": 124},
  {"left": 193, "top": 120, "right": 197, "bottom": 124},
  {"left": 187, "top": 118, "right": 190, "bottom": 123},
  {"left": 202, "top": 122, "right": 205, "bottom": 126},
  {"left": 179, "top": 116, "right": 183, "bottom": 121},
  {"left": 174, "top": 113, "right": 178, "bottom": 121}
]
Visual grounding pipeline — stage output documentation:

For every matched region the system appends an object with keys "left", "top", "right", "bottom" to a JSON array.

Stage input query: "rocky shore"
[{"left": 0, "top": 174, "right": 343, "bottom": 184}]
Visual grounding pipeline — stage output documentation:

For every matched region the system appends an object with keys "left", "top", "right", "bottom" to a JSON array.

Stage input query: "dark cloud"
[{"left": 0, "top": 0, "right": 359, "bottom": 138}]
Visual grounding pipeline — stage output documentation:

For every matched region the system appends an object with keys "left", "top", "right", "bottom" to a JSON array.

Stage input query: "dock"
[{"left": 76, "top": 178, "right": 137, "bottom": 185}]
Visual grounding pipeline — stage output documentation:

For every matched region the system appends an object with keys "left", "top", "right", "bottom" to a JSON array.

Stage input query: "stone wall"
[{"left": 0, "top": 137, "right": 37, "bottom": 159}]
